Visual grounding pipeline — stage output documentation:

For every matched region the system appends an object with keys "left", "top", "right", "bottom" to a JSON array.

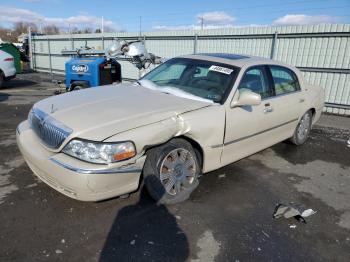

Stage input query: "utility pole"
[
  {"left": 101, "top": 16, "right": 104, "bottom": 33},
  {"left": 200, "top": 16, "right": 204, "bottom": 30},
  {"left": 139, "top": 16, "right": 142, "bottom": 37},
  {"left": 39, "top": 19, "right": 43, "bottom": 34}
]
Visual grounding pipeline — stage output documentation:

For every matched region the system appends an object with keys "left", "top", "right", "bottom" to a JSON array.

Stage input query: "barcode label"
[{"left": 209, "top": 65, "right": 233, "bottom": 75}]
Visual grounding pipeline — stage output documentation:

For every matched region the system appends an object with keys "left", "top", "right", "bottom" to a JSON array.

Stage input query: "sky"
[{"left": 0, "top": 0, "right": 349, "bottom": 32}]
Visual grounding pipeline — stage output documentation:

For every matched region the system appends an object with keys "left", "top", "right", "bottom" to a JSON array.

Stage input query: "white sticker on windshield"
[{"left": 209, "top": 65, "right": 233, "bottom": 75}]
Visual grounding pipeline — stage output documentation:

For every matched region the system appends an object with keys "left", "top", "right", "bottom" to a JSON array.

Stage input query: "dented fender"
[{"left": 104, "top": 105, "right": 226, "bottom": 173}]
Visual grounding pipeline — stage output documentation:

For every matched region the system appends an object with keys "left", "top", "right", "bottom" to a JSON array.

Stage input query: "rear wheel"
[
  {"left": 143, "top": 138, "right": 201, "bottom": 204},
  {"left": 290, "top": 110, "right": 312, "bottom": 145}
]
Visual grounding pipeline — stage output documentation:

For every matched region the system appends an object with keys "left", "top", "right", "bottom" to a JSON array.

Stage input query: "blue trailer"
[{"left": 65, "top": 57, "right": 121, "bottom": 91}]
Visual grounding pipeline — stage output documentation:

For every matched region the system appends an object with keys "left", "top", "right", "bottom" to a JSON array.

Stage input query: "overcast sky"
[{"left": 0, "top": 0, "right": 349, "bottom": 32}]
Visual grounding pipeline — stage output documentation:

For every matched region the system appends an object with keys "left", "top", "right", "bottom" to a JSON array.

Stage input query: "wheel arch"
[
  {"left": 177, "top": 135, "right": 204, "bottom": 170},
  {"left": 143, "top": 135, "right": 204, "bottom": 170}
]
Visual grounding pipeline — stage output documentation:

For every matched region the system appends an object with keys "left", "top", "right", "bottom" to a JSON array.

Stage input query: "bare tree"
[
  {"left": 14, "top": 22, "right": 38, "bottom": 35},
  {"left": 43, "top": 25, "right": 60, "bottom": 35},
  {"left": 82, "top": 27, "right": 93, "bottom": 34},
  {"left": 0, "top": 27, "right": 17, "bottom": 42}
]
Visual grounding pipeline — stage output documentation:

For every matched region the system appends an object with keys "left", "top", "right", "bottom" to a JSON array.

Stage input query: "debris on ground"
[
  {"left": 55, "top": 249, "right": 63, "bottom": 254},
  {"left": 301, "top": 209, "right": 317, "bottom": 218},
  {"left": 130, "top": 240, "right": 136, "bottom": 245},
  {"left": 175, "top": 215, "right": 181, "bottom": 220},
  {"left": 273, "top": 203, "right": 317, "bottom": 223},
  {"left": 61, "top": 239, "right": 65, "bottom": 244},
  {"left": 347, "top": 139, "right": 350, "bottom": 148},
  {"left": 218, "top": 174, "right": 226, "bottom": 179},
  {"left": 289, "top": 224, "right": 297, "bottom": 229},
  {"left": 262, "top": 230, "right": 270, "bottom": 238}
]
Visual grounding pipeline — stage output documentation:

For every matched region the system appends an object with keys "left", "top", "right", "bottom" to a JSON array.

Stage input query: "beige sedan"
[{"left": 16, "top": 54, "right": 324, "bottom": 204}]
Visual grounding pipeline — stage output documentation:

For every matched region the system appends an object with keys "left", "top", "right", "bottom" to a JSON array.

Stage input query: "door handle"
[
  {"left": 264, "top": 103, "right": 274, "bottom": 113},
  {"left": 299, "top": 98, "right": 305, "bottom": 103}
]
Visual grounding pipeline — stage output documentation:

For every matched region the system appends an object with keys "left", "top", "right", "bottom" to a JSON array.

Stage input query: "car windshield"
[{"left": 141, "top": 58, "right": 238, "bottom": 103}]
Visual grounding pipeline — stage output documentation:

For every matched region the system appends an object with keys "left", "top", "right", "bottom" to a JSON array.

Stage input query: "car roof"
[{"left": 180, "top": 53, "right": 294, "bottom": 69}]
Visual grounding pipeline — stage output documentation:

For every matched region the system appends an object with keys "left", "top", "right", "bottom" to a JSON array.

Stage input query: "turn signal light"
[
  {"left": 114, "top": 151, "right": 136, "bottom": 161},
  {"left": 4, "top": 57, "right": 14, "bottom": 61}
]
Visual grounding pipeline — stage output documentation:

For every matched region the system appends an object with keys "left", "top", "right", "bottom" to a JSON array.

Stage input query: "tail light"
[{"left": 4, "top": 57, "right": 14, "bottom": 62}]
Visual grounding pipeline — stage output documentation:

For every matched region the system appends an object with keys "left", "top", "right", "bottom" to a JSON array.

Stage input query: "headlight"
[{"left": 63, "top": 139, "right": 136, "bottom": 164}]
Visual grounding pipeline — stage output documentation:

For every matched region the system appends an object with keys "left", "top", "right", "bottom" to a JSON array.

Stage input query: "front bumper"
[{"left": 16, "top": 121, "right": 146, "bottom": 201}]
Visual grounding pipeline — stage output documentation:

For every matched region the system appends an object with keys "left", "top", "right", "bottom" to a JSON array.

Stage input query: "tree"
[
  {"left": 43, "top": 25, "right": 60, "bottom": 35},
  {"left": 82, "top": 27, "right": 93, "bottom": 34},
  {"left": 14, "top": 22, "right": 38, "bottom": 35}
]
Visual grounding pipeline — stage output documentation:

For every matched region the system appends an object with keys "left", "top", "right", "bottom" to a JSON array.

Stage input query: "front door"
[{"left": 222, "top": 65, "right": 277, "bottom": 166}]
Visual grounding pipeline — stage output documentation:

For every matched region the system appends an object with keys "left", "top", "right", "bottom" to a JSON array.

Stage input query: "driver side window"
[{"left": 238, "top": 66, "right": 272, "bottom": 99}]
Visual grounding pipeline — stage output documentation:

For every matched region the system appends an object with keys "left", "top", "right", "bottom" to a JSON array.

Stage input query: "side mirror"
[{"left": 231, "top": 89, "right": 261, "bottom": 107}]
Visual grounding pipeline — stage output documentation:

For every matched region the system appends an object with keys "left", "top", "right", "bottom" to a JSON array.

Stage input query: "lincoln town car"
[{"left": 16, "top": 54, "right": 325, "bottom": 204}]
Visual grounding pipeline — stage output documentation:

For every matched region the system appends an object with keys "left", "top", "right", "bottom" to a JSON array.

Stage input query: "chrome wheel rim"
[
  {"left": 159, "top": 148, "right": 196, "bottom": 196},
  {"left": 297, "top": 113, "right": 311, "bottom": 141}
]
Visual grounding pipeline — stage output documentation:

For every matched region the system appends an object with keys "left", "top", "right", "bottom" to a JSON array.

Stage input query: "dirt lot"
[{"left": 0, "top": 73, "right": 350, "bottom": 262}]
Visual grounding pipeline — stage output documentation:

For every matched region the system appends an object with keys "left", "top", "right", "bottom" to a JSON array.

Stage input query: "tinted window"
[
  {"left": 142, "top": 58, "right": 238, "bottom": 103},
  {"left": 270, "top": 66, "right": 300, "bottom": 95},
  {"left": 238, "top": 66, "right": 272, "bottom": 98}
]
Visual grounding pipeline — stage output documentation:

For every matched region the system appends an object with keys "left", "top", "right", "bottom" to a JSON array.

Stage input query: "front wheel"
[
  {"left": 290, "top": 110, "right": 312, "bottom": 145},
  {"left": 143, "top": 138, "right": 201, "bottom": 205}
]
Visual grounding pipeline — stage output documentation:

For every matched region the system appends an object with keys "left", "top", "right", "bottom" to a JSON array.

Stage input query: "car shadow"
[
  {"left": 99, "top": 179, "right": 189, "bottom": 262},
  {"left": 0, "top": 92, "right": 9, "bottom": 102},
  {"left": 1, "top": 79, "right": 37, "bottom": 89}
]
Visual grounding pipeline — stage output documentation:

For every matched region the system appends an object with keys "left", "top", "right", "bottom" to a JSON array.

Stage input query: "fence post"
[
  {"left": 143, "top": 35, "right": 146, "bottom": 46},
  {"left": 70, "top": 33, "right": 74, "bottom": 50},
  {"left": 47, "top": 36, "right": 53, "bottom": 79},
  {"left": 101, "top": 34, "right": 105, "bottom": 50},
  {"left": 270, "top": 31, "right": 278, "bottom": 59},
  {"left": 193, "top": 33, "right": 198, "bottom": 54},
  {"left": 28, "top": 27, "right": 34, "bottom": 70}
]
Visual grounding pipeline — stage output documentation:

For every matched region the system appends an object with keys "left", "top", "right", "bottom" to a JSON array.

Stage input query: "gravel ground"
[{"left": 0, "top": 73, "right": 349, "bottom": 262}]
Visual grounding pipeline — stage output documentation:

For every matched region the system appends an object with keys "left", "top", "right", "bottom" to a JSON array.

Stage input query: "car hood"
[{"left": 34, "top": 83, "right": 211, "bottom": 141}]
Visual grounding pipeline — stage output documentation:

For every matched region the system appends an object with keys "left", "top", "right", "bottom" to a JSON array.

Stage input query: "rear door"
[{"left": 266, "top": 65, "right": 304, "bottom": 139}]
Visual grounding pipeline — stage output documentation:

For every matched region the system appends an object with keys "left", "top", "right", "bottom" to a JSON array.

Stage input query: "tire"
[
  {"left": 0, "top": 72, "right": 4, "bottom": 89},
  {"left": 143, "top": 138, "right": 201, "bottom": 205},
  {"left": 69, "top": 81, "right": 89, "bottom": 91},
  {"left": 290, "top": 110, "right": 312, "bottom": 145}
]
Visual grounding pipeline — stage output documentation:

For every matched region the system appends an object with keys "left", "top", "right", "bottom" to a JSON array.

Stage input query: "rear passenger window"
[{"left": 270, "top": 66, "right": 300, "bottom": 95}]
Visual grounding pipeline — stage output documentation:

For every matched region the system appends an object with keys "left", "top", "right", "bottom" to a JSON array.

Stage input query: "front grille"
[{"left": 29, "top": 108, "right": 72, "bottom": 149}]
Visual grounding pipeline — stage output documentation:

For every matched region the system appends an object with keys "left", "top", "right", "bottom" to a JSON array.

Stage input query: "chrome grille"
[{"left": 29, "top": 108, "right": 72, "bottom": 149}]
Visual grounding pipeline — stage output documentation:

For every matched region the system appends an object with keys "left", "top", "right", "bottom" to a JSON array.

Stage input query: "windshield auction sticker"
[{"left": 209, "top": 65, "right": 233, "bottom": 75}]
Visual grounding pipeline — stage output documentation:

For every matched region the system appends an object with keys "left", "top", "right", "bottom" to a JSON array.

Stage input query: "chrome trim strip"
[
  {"left": 50, "top": 158, "right": 142, "bottom": 174},
  {"left": 211, "top": 118, "right": 299, "bottom": 148}
]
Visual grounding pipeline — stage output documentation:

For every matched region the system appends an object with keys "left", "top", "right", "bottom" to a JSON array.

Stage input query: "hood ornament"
[{"left": 51, "top": 104, "right": 58, "bottom": 114}]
